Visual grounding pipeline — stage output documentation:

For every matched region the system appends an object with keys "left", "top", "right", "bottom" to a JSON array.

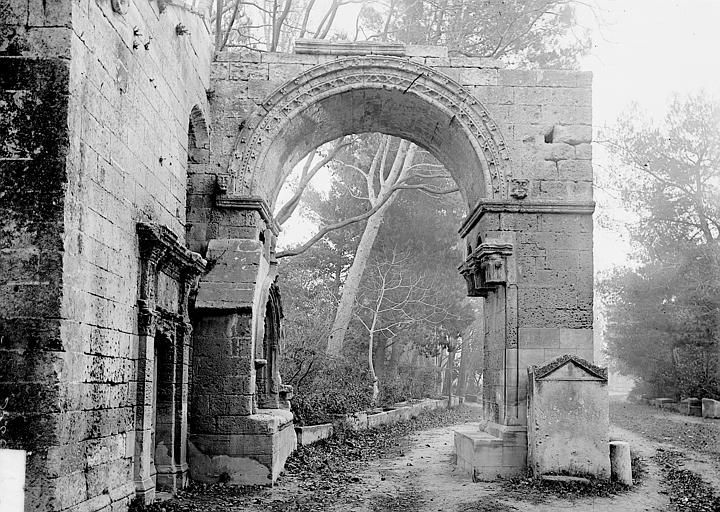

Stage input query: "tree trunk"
[
  {"left": 457, "top": 337, "right": 469, "bottom": 398},
  {"left": 369, "top": 330, "right": 379, "bottom": 405},
  {"left": 389, "top": 337, "right": 402, "bottom": 371},
  {"left": 326, "top": 197, "right": 394, "bottom": 356},
  {"left": 373, "top": 337, "right": 387, "bottom": 383},
  {"left": 326, "top": 139, "right": 416, "bottom": 356},
  {"left": 446, "top": 348, "right": 455, "bottom": 408}
]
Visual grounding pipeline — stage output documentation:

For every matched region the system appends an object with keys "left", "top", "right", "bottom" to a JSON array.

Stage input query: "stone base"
[
  {"left": 156, "top": 463, "right": 189, "bottom": 492},
  {"left": 188, "top": 409, "right": 296, "bottom": 486},
  {"left": 454, "top": 421, "right": 527, "bottom": 481},
  {"left": 133, "top": 475, "right": 156, "bottom": 505}
]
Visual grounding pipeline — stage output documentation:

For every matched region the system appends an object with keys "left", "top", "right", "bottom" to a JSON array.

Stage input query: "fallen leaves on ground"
[
  {"left": 655, "top": 449, "right": 720, "bottom": 512},
  {"left": 499, "top": 452, "right": 645, "bottom": 505},
  {"left": 131, "top": 404, "right": 479, "bottom": 512},
  {"left": 611, "top": 402, "right": 720, "bottom": 457}
]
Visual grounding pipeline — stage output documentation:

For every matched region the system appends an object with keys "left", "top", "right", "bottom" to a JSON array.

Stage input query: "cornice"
[
  {"left": 215, "top": 195, "right": 281, "bottom": 235},
  {"left": 459, "top": 199, "right": 595, "bottom": 237}
]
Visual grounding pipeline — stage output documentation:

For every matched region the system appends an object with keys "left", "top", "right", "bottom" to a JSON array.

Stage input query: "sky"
[
  {"left": 583, "top": 0, "right": 720, "bottom": 272},
  {"left": 276, "top": 0, "right": 720, "bottom": 267}
]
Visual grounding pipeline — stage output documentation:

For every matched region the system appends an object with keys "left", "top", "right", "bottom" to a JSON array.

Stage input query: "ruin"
[{"left": 1, "top": 0, "right": 600, "bottom": 508}]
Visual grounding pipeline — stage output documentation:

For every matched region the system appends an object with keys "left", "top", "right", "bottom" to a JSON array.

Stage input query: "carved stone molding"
[
  {"left": 215, "top": 195, "right": 280, "bottom": 235},
  {"left": 110, "top": 0, "right": 128, "bottom": 14},
  {"left": 137, "top": 223, "right": 207, "bottom": 333},
  {"left": 459, "top": 200, "right": 595, "bottom": 237},
  {"left": 138, "top": 223, "right": 207, "bottom": 280},
  {"left": 459, "top": 242, "right": 513, "bottom": 297},
  {"left": 229, "top": 56, "right": 509, "bottom": 198},
  {"left": 294, "top": 39, "right": 407, "bottom": 56}
]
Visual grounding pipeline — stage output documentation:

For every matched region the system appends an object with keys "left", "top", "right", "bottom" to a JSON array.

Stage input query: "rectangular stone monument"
[
  {"left": 527, "top": 355, "right": 610, "bottom": 479},
  {"left": 702, "top": 398, "right": 720, "bottom": 419}
]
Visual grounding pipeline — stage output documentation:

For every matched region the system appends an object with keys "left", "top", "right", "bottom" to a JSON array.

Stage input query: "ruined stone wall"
[
  {"left": 0, "top": 0, "right": 211, "bottom": 508},
  {"left": 209, "top": 49, "right": 593, "bottom": 428},
  {"left": 0, "top": 48, "right": 71, "bottom": 511},
  {"left": 208, "top": 50, "right": 591, "bottom": 209}
]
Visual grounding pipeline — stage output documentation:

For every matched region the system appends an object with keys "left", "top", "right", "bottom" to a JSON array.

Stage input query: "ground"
[{"left": 135, "top": 400, "right": 720, "bottom": 512}]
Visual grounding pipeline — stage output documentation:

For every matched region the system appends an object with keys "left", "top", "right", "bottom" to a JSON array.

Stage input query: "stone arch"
[{"left": 227, "top": 56, "right": 510, "bottom": 208}]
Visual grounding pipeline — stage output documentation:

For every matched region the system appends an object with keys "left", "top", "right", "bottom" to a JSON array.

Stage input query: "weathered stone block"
[
  {"left": 527, "top": 355, "right": 610, "bottom": 479},
  {"left": 702, "top": 398, "right": 720, "bottom": 418},
  {"left": 549, "top": 125, "right": 592, "bottom": 145},
  {"left": 609, "top": 441, "right": 632, "bottom": 486}
]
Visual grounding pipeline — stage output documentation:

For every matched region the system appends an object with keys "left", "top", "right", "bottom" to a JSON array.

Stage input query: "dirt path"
[
  {"left": 141, "top": 403, "right": 720, "bottom": 512},
  {"left": 330, "top": 421, "right": 670, "bottom": 512}
]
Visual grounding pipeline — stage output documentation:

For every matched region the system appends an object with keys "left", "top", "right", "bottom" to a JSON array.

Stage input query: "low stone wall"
[
  {"left": 646, "top": 397, "right": 710, "bottom": 418},
  {"left": 702, "top": 399, "right": 720, "bottom": 419},
  {"left": 295, "top": 398, "right": 460, "bottom": 446},
  {"left": 296, "top": 423, "right": 334, "bottom": 445}
]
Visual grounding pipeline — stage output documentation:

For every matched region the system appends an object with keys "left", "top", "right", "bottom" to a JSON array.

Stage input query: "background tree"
[
  {"left": 600, "top": 92, "right": 720, "bottom": 398},
  {"left": 211, "top": 0, "right": 594, "bottom": 68},
  {"left": 360, "top": 0, "right": 592, "bottom": 67}
]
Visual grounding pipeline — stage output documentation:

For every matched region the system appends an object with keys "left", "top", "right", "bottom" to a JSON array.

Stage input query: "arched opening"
[
  {"left": 256, "top": 282, "right": 283, "bottom": 409},
  {"left": 224, "top": 59, "right": 507, "bottom": 411},
  {"left": 228, "top": 56, "right": 509, "bottom": 209},
  {"left": 186, "top": 105, "right": 211, "bottom": 254}
]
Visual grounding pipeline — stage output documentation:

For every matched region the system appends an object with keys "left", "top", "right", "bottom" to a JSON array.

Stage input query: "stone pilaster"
[{"left": 459, "top": 200, "right": 595, "bottom": 427}]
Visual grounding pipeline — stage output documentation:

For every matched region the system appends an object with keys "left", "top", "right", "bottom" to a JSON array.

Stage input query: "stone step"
[{"left": 454, "top": 426, "right": 526, "bottom": 481}]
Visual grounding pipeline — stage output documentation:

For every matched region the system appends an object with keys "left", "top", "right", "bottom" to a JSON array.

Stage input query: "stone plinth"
[
  {"left": 702, "top": 398, "right": 720, "bottom": 419},
  {"left": 527, "top": 355, "right": 610, "bottom": 479},
  {"left": 188, "top": 409, "right": 296, "bottom": 485},
  {"left": 454, "top": 422, "right": 527, "bottom": 480}
]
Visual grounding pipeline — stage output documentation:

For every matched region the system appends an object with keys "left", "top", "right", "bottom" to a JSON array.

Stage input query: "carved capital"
[{"left": 458, "top": 241, "right": 513, "bottom": 297}]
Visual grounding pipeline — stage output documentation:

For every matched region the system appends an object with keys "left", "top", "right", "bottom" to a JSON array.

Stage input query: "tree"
[
  {"left": 600, "top": 92, "right": 720, "bottom": 396},
  {"left": 271, "top": 0, "right": 594, "bottom": 359},
  {"left": 354, "top": 248, "right": 461, "bottom": 403},
  {"left": 211, "top": 0, "right": 366, "bottom": 53},
  {"left": 360, "top": 0, "right": 593, "bottom": 68}
]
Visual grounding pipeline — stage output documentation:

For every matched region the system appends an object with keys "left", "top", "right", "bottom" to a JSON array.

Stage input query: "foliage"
[
  {"left": 289, "top": 360, "right": 374, "bottom": 426},
  {"left": 377, "top": 365, "right": 438, "bottom": 406},
  {"left": 212, "top": 0, "right": 593, "bottom": 71},
  {"left": 360, "top": 0, "right": 592, "bottom": 68},
  {"left": 601, "top": 93, "right": 720, "bottom": 399}
]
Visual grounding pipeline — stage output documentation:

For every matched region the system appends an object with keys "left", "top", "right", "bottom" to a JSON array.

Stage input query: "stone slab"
[
  {"left": 541, "top": 474, "right": 590, "bottom": 484},
  {"left": 527, "top": 355, "right": 610, "bottom": 479},
  {"left": 295, "top": 423, "right": 333, "bottom": 446}
]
